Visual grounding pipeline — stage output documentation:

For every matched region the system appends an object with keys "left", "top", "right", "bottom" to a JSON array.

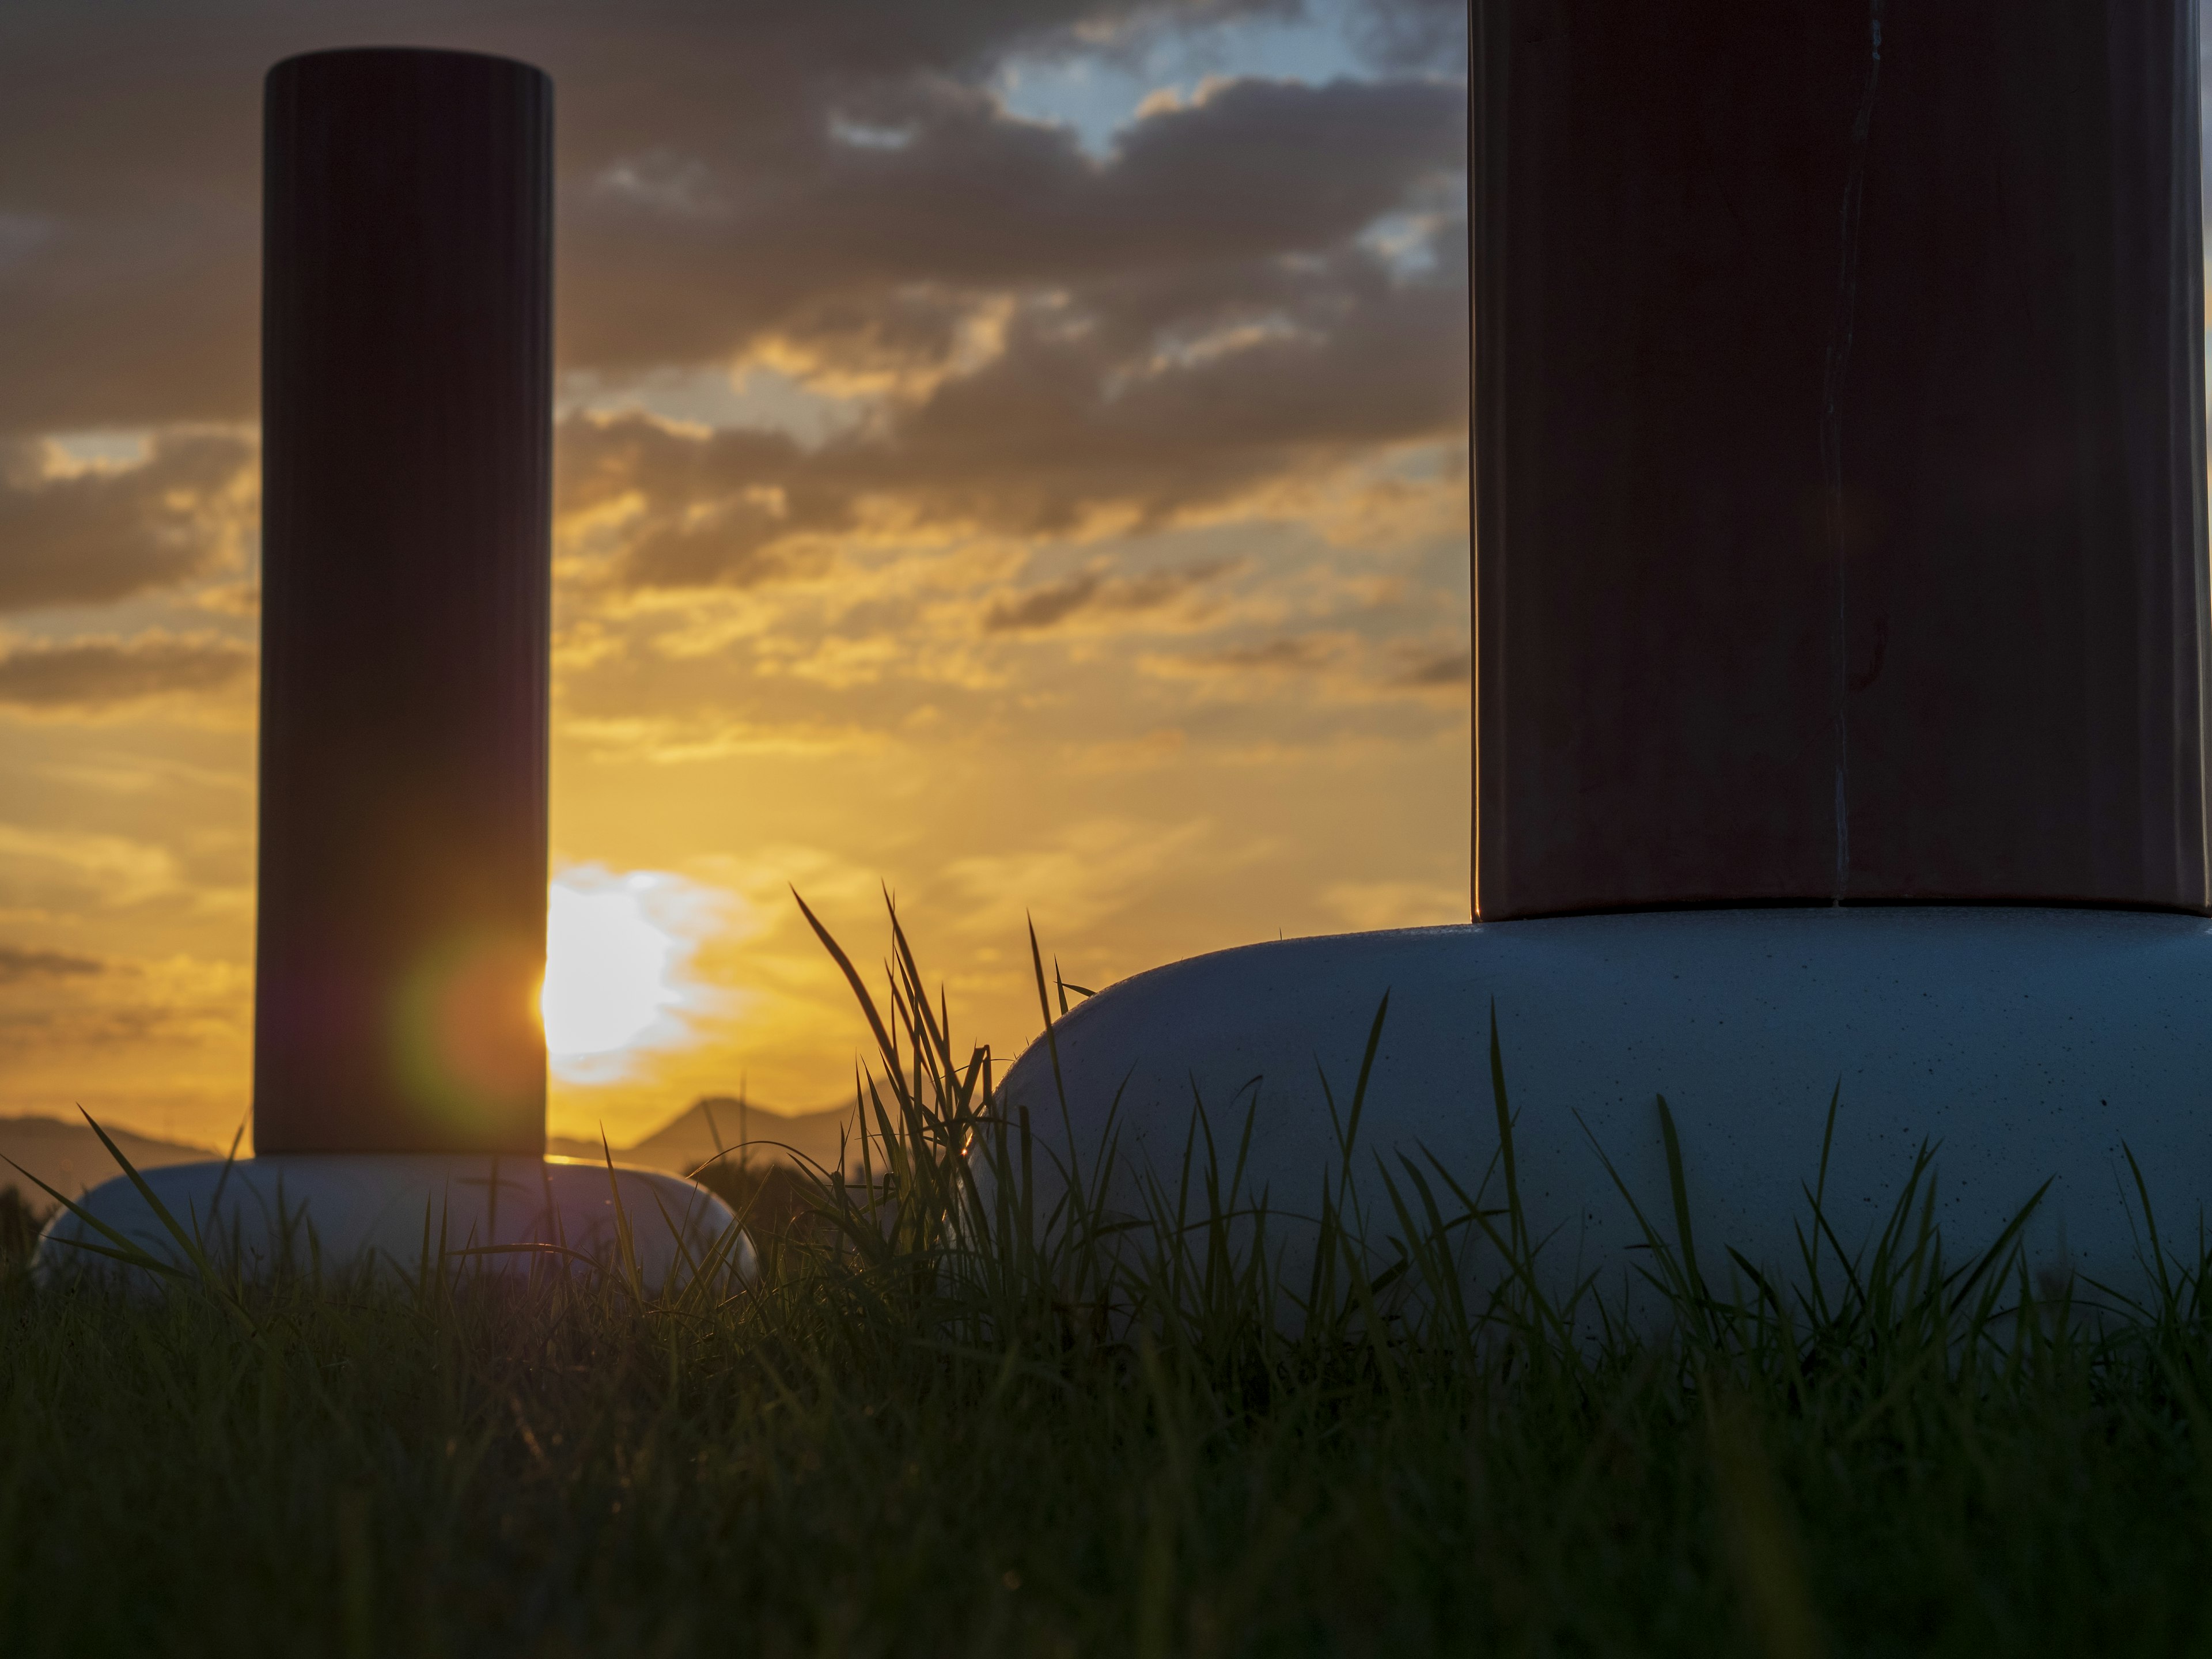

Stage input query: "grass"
[{"left": 6, "top": 897, "right": 2212, "bottom": 1657}]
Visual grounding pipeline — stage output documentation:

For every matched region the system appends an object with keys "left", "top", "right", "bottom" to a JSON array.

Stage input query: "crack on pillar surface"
[{"left": 1823, "top": 0, "right": 1885, "bottom": 902}]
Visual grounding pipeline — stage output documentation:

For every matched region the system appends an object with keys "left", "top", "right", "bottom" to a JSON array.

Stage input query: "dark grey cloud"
[
  {"left": 1388, "top": 645, "right": 1469, "bottom": 688},
  {"left": 556, "top": 421, "right": 832, "bottom": 590},
  {"left": 562, "top": 71, "right": 1463, "bottom": 375},
  {"left": 0, "top": 1005, "right": 176, "bottom": 1043},
  {"left": 1, "top": 0, "right": 1421, "bottom": 432},
  {"left": 3, "top": 2, "right": 1465, "bottom": 607},
  {"left": 0, "top": 944, "right": 104, "bottom": 983},
  {"left": 1344, "top": 0, "right": 1466, "bottom": 71},
  {"left": 0, "top": 632, "right": 254, "bottom": 709},
  {"left": 1164, "top": 632, "right": 1470, "bottom": 696},
  {"left": 561, "top": 221, "right": 1466, "bottom": 589},
  {"left": 981, "top": 559, "right": 1233, "bottom": 631},
  {"left": 1190, "top": 635, "right": 1335, "bottom": 672},
  {"left": 0, "top": 434, "right": 255, "bottom": 612},
  {"left": 984, "top": 573, "right": 1113, "bottom": 632}
]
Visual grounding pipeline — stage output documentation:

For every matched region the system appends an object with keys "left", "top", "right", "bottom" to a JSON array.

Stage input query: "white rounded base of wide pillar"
[
  {"left": 33, "top": 1154, "right": 751, "bottom": 1293},
  {"left": 998, "top": 908, "right": 2212, "bottom": 1316}
]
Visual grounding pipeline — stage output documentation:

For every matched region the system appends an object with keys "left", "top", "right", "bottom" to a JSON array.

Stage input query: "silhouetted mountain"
[
  {"left": 1, "top": 1096, "right": 864, "bottom": 1212},
  {"left": 548, "top": 1094, "right": 859, "bottom": 1177},
  {"left": 0, "top": 1115, "right": 221, "bottom": 1206}
]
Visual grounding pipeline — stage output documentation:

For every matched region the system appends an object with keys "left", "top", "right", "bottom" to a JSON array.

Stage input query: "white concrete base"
[
  {"left": 33, "top": 1154, "right": 753, "bottom": 1293},
  {"left": 998, "top": 908, "right": 2212, "bottom": 1320}
]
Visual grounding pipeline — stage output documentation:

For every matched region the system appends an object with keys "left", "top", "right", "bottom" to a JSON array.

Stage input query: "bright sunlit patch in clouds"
[
  {"left": 542, "top": 865, "right": 732, "bottom": 1083},
  {"left": 35, "top": 429, "right": 153, "bottom": 476}
]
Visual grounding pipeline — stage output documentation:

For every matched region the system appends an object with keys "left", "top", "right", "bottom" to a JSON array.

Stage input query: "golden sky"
[{"left": 0, "top": 0, "right": 1469, "bottom": 1149}]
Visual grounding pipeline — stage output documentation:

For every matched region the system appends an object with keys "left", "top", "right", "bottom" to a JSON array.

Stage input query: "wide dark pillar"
[
  {"left": 1474, "top": 2, "right": 2210, "bottom": 919},
  {"left": 254, "top": 50, "right": 552, "bottom": 1154}
]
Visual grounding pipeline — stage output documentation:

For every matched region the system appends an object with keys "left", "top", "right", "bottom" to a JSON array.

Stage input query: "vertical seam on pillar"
[
  {"left": 2181, "top": 0, "right": 2212, "bottom": 909},
  {"left": 1822, "top": 0, "right": 1886, "bottom": 903}
]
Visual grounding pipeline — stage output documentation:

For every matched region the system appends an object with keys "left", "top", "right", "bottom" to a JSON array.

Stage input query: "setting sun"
[{"left": 542, "top": 874, "right": 682, "bottom": 1065}]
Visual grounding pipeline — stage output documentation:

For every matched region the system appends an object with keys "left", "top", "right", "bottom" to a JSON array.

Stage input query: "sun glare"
[{"left": 542, "top": 877, "right": 682, "bottom": 1063}]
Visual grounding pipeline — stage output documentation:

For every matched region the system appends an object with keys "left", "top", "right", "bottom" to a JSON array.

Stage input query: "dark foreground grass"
[{"left": 7, "top": 904, "right": 2212, "bottom": 1657}]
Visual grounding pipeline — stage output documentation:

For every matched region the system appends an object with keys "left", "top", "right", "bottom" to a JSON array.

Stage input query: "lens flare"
[{"left": 392, "top": 934, "right": 546, "bottom": 1129}]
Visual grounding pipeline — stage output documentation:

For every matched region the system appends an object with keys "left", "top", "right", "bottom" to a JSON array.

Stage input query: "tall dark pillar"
[
  {"left": 1474, "top": 2, "right": 2210, "bottom": 919},
  {"left": 254, "top": 49, "right": 552, "bottom": 1154}
]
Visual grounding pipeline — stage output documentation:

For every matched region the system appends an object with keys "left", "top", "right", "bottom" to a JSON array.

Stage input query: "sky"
[{"left": 0, "top": 0, "right": 1470, "bottom": 1149}]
